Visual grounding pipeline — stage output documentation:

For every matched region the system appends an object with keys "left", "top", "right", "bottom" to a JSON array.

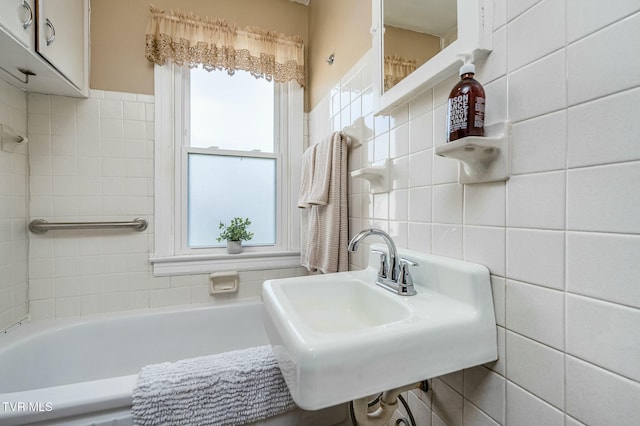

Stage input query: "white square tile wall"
[
  {"left": 310, "top": 2, "right": 640, "bottom": 424},
  {"left": 26, "top": 90, "right": 303, "bottom": 321},
  {"left": 0, "top": 80, "right": 28, "bottom": 331}
]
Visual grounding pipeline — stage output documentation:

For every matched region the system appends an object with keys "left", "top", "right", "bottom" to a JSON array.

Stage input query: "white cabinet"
[
  {"left": 0, "top": 0, "right": 88, "bottom": 97},
  {"left": 37, "top": 0, "right": 86, "bottom": 91},
  {"left": 0, "top": 0, "right": 35, "bottom": 49}
]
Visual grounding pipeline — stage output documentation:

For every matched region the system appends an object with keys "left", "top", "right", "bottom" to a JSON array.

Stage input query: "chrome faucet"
[{"left": 347, "top": 228, "right": 418, "bottom": 296}]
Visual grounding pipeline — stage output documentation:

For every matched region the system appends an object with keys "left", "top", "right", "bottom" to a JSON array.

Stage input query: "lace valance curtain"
[
  {"left": 145, "top": 6, "right": 305, "bottom": 87},
  {"left": 384, "top": 55, "right": 417, "bottom": 91}
]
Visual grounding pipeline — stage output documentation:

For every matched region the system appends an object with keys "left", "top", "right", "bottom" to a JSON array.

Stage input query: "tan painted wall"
[
  {"left": 90, "top": 0, "right": 308, "bottom": 97},
  {"left": 307, "top": 0, "right": 371, "bottom": 110},
  {"left": 384, "top": 25, "right": 441, "bottom": 71}
]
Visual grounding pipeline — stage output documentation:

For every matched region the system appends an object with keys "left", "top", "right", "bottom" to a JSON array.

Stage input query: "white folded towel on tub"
[{"left": 132, "top": 345, "right": 295, "bottom": 426}]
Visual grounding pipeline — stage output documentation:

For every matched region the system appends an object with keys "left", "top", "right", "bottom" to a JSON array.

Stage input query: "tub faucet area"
[{"left": 347, "top": 228, "right": 417, "bottom": 296}]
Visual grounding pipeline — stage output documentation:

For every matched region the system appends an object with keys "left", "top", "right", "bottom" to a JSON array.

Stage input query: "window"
[
  {"left": 150, "top": 64, "right": 303, "bottom": 276},
  {"left": 185, "top": 68, "right": 277, "bottom": 249}
]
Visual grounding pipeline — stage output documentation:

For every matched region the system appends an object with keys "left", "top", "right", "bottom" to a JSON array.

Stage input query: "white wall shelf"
[
  {"left": 435, "top": 121, "right": 511, "bottom": 184},
  {"left": 351, "top": 159, "right": 389, "bottom": 194}
]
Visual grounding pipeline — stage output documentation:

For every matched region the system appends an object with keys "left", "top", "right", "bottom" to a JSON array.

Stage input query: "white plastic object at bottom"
[{"left": 209, "top": 271, "right": 239, "bottom": 294}]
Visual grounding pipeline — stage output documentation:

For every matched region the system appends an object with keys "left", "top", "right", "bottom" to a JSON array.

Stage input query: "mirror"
[
  {"left": 383, "top": 0, "right": 457, "bottom": 92},
  {"left": 372, "top": 0, "right": 492, "bottom": 115}
]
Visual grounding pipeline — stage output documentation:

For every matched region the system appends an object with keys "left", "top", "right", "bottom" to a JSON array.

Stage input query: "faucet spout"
[{"left": 348, "top": 228, "right": 399, "bottom": 281}]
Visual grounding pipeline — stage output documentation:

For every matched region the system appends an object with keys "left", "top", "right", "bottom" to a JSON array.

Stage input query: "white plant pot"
[{"left": 227, "top": 240, "right": 242, "bottom": 254}]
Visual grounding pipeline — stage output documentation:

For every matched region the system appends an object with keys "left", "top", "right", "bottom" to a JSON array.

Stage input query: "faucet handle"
[
  {"left": 399, "top": 258, "right": 418, "bottom": 268},
  {"left": 398, "top": 258, "right": 418, "bottom": 296},
  {"left": 371, "top": 249, "right": 388, "bottom": 278}
]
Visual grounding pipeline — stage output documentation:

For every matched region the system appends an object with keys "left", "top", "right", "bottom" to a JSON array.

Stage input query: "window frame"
[{"left": 150, "top": 63, "right": 302, "bottom": 276}]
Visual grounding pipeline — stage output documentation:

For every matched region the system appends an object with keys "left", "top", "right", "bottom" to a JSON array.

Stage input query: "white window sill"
[{"left": 149, "top": 251, "right": 301, "bottom": 276}]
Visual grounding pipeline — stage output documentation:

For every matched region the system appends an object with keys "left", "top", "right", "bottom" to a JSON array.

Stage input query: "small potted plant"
[{"left": 216, "top": 217, "right": 254, "bottom": 254}]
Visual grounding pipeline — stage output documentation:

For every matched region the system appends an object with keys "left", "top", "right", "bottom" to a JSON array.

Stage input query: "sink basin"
[
  {"left": 262, "top": 245, "right": 498, "bottom": 410},
  {"left": 280, "top": 278, "right": 410, "bottom": 333}
]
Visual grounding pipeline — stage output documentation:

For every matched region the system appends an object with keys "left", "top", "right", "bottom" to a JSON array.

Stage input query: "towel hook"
[{"left": 326, "top": 53, "right": 335, "bottom": 65}]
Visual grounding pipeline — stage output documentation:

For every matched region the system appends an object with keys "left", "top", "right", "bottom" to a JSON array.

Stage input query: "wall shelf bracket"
[
  {"left": 0, "top": 123, "right": 28, "bottom": 153},
  {"left": 342, "top": 117, "right": 373, "bottom": 149},
  {"left": 435, "top": 121, "right": 511, "bottom": 184},
  {"left": 351, "top": 159, "right": 389, "bottom": 194}
]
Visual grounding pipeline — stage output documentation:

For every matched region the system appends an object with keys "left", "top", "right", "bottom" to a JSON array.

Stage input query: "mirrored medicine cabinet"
[{"left": 372, "top": 0, "right": 493, "bottom": 115}]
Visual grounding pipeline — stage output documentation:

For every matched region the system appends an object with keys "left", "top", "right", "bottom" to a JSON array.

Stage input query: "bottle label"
[
  {"left": 474, "top": 97, "right": 485, "bottom": 128},
  {"left": 449, "top": 94, "right": 469, "bottom": 132}
]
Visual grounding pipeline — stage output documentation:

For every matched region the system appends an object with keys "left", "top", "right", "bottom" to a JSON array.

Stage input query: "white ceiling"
[{"left": 384, "top": 0, "right": 457, "bottom": 36}]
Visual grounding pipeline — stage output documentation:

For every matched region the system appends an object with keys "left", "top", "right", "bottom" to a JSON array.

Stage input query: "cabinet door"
[
  {"left": 0, "top": 0, "right": 35, "bottom": 48},
  {"left": 36, "top": 0, "right": 86, "bottom": 89}
]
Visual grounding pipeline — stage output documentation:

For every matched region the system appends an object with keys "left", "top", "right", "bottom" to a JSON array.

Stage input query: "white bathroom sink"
[
  {"left": 277, "top": 277, "right": 410, "bottom": 333},
  {"left": 261, "top": 245, "right": 498, "bottom": 410}
]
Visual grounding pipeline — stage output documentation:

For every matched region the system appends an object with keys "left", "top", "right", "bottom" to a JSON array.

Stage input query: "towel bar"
[{"left": 29, "top": 218, "right": 148, "bottom": 234}]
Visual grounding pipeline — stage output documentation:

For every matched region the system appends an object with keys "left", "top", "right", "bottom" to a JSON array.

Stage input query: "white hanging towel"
[
  {"left": 299, "top": 132, "right": 349, "bottom": 273},
  {"left": 297, "top": 143, "right": 317, "bottom": 208}
]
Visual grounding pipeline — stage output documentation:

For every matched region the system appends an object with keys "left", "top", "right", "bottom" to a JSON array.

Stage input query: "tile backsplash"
[
  {"left": 0, "top": 79, "right": 28, "bottom": 331},
  {"left": 309, "top": 1, "right": 640, "bottom": 425}
]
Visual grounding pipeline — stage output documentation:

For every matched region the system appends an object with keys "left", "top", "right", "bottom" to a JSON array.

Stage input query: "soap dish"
[
  {"left": 350, "top": 159, "right": 389, "bottom": 193},
  {"left": 209, "top": 271, "right": 239, "bottom": 294},
  {"left": 435, "top": 121, "right": 511, "bottom": 184}
]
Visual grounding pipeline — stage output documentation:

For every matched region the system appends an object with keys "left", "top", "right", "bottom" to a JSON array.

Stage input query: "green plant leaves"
[{"left": 216, "top": 217, "right": 254, "bottom": 242}]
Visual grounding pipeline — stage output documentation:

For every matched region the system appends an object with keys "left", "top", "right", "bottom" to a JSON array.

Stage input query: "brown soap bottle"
[{"left": 447, "top": 63, "right": 485, "bottom": 142}]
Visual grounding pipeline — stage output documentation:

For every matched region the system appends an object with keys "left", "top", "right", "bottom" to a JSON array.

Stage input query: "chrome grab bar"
[{"left": 29, "top": 218, "right": 148, "bottom": 234}]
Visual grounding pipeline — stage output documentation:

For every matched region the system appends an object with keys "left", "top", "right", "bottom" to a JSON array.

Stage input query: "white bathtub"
[{"left": 0, "top": 302, "right": 348, "bottom": 426}]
